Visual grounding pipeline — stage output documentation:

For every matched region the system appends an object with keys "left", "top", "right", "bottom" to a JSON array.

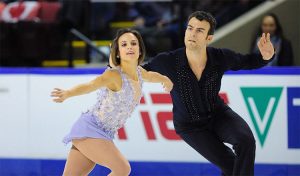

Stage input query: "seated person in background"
[{"left": 251, "top": 13, "right": 294, "bottom": 66}]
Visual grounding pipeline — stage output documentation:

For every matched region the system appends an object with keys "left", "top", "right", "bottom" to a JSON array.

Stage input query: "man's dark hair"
[{"left": 188, "top": 11, "right": 217, "bottom": 35}]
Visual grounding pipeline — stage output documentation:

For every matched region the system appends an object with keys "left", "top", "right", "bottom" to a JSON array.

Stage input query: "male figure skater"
[{"left": 143, "top": 11, "right": 275, "bottom": 176}]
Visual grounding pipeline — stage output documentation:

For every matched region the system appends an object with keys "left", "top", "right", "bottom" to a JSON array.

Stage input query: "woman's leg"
[
  {"left": 63, "top": 145, "right": 96, "bottom": 176},
  {"left": 73, "top": 138, "right": 131, "bottom": 176}
]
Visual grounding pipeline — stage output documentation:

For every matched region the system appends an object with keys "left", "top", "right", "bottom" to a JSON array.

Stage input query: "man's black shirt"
[{"left": 143, "top": 47, "right": 271, "bottom": 132}]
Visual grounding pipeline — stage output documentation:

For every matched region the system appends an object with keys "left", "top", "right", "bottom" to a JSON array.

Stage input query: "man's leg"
[
  {"left": 213, "top": 109, "right": 256, "bottom": 176},
  {"left": 179, "top": 129, "right": 235, "bottom": 176}
]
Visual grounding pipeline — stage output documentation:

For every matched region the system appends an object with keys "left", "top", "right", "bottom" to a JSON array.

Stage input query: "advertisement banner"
[{"left": 0, "top": 68, "right": 300, "bottom": 175}]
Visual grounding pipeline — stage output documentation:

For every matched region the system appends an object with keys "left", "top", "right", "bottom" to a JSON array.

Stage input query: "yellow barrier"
[
  {"left": 42, "top": 59, "right": 86, "bottom": 67},
  {"left": 72, "top": 40, "right": 111, "bottom": 48},
  {"left": 109, "top": 21, "right": 135, "bottom": 28}
]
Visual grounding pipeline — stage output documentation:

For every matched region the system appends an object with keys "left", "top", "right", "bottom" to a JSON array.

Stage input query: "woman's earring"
[{"left": 117, "top": 55, "right": 120, "bottom": 58}]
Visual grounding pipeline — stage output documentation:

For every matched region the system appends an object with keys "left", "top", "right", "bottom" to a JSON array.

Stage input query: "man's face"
[{"left": 184, "top": 17, "right": 213, "bottom": 50}]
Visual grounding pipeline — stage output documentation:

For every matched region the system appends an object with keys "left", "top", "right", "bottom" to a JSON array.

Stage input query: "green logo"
[{"left": 241, "top": 87, "right": 283, "bottom": 146}]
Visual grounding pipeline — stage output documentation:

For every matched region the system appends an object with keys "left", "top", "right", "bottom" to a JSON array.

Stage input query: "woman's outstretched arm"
[{"left": 51, "top": 70, "right": 120, "bottom": 103}]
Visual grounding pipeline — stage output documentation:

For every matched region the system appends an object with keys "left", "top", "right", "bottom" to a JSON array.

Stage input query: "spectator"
[
  {"left": 251, "top": 13, "right": 294, "bottom": 66},
  {"left": 133, "top": 2, "right": 181, "bottom": 57},
  {"left": 58, "top": 0, "right": 90, "bottom": 35}
]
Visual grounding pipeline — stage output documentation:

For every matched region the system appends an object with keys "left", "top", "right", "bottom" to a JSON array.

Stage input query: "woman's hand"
[
  {"left": 51, "top": 88, "right": 70, "bottom": 103},
  {"left": 162, "top": 77, "right": 173, "bottom": 92}
]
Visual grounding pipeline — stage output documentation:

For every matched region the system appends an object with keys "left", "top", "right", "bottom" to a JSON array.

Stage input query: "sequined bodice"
[{"left": 84, "top": 66, "right": 143, "bottom": 138}]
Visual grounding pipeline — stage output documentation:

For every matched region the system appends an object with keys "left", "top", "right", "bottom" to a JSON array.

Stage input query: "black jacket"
[{"left": 277, "top": 39, "right": 294, "bottom": 66}]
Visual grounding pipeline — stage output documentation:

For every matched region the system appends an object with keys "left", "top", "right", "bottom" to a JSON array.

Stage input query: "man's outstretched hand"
[{"left": 257, "top": 33, "right": 275, "bottom": 60}]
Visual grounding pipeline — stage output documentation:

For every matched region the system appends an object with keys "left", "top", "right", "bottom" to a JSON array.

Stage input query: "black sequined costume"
[{"left": 143, "top": 47, "right": 272, "bottom": 176}]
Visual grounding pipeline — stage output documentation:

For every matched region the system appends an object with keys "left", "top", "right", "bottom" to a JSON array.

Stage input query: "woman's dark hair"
[{"left": 110, "top": 28, "right": 146, "bottom": 66}]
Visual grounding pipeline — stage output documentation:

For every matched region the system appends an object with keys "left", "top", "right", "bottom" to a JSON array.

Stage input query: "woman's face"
[
  {"left": 261, "top": 16, "right": 277, "bottom": 35},
  {"left": 117, "top": 32, "right": 140, "bottom": 64}
]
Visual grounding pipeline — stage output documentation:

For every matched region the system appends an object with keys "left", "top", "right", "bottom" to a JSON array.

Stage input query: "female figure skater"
[{"left": 51, "top": 28, "right": 173, "bottom": 176}]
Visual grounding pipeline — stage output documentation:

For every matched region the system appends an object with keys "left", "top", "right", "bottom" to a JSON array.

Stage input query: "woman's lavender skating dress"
[{"left": 63, "top": 66, "right": 143, "bottom": 144}]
